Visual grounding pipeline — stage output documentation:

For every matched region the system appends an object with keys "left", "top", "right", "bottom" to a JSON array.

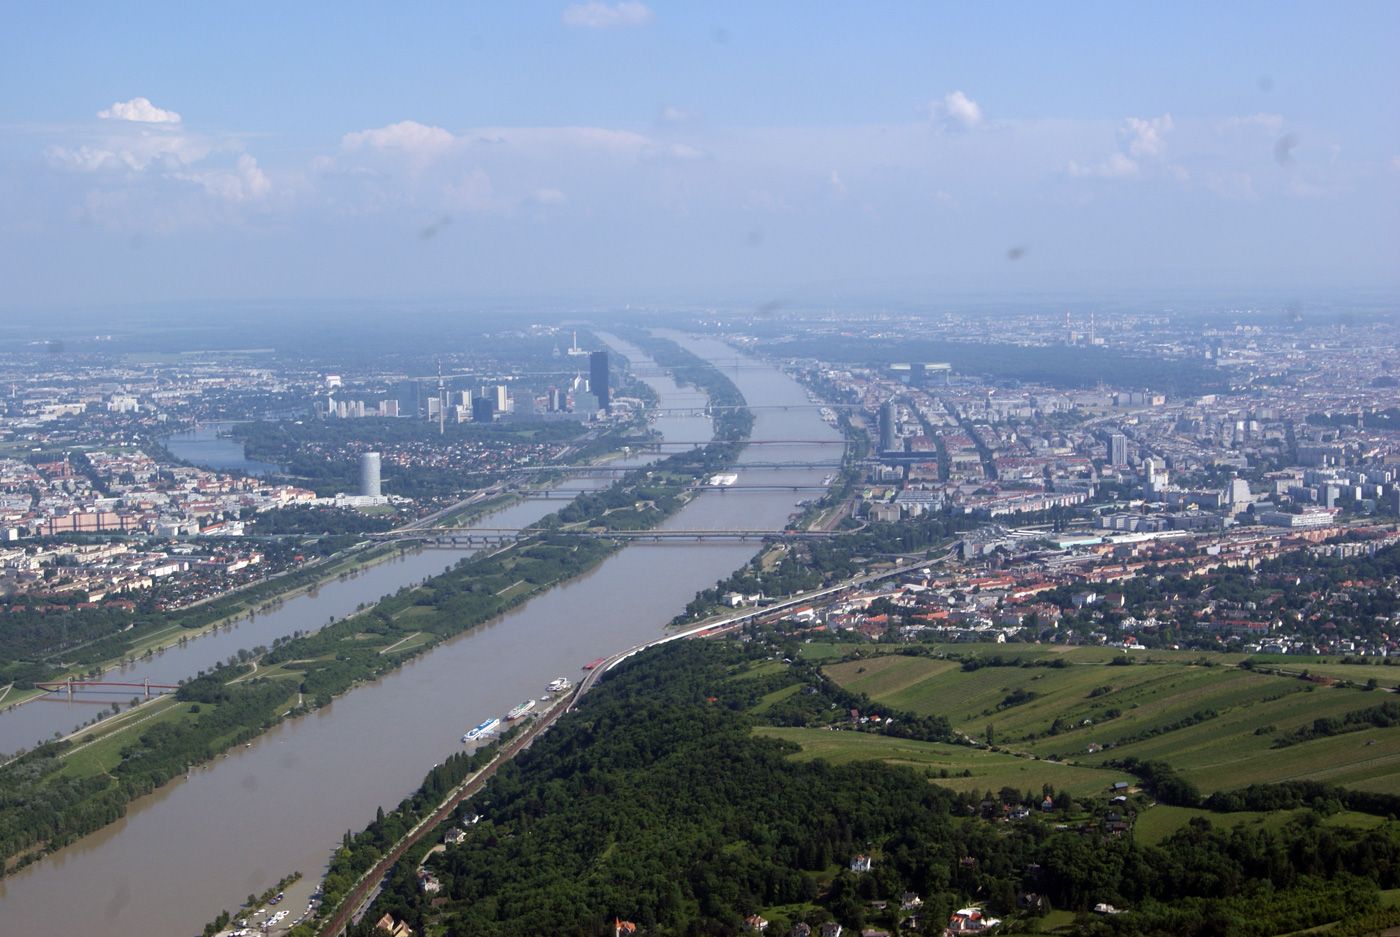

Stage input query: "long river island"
[{"left": 0, "top": 334, "right": 844, "bottom": 936}]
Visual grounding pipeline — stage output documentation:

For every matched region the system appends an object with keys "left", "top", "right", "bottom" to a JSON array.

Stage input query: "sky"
[{"left": 1, "top": 2, "right": 1397, "bottom": 313}]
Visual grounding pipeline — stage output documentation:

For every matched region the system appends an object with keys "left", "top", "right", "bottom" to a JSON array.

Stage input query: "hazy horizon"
[{"left": 2, "top": 2, "right": 1397, "bottom": 313}]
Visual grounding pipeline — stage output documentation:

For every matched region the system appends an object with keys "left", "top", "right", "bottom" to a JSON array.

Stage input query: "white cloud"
[
  {"left": 828, "top": 170, "right": 847, "bottom": 199},
  {"left": 562, "top": 1, "right": 653, "bottom": 28},
  {"left": 47, "top": 130, "right": 212, "bottom": 173},
  {"left": 923, "top": 91, "right": 983, "bottom": 130},
  {"left": 640, "top": 141, "right": 706, "bottom": 162},
  {"left": 98, "top": 97, "right": 181, "bottom": 124},
  {"left": 1067, "top": 152, "right": 1139, "bottom": 179},
  {"left": 342, "top": 120, "right": 456, "bottom": 154},
  {"left": 1122, "top": 114, "right": 1173, "bottom": 157},
  {"left": 1205, "top": 171, "right": 1256, "bottom": 199},
  {"left": 660, "top": 105, "right": 700, "bottom": 124},
  {"left": 528, "top": 188, "right": 568, "bottom": 204},
  {"left": 1217, "top": 113, "right": 1283, "bottom": 134},
  {"left": 174, "top": 154, "right": 271, "bottom": 202},
  {"left": 442, "top": 168, "right": 498, "bottom": 211}
]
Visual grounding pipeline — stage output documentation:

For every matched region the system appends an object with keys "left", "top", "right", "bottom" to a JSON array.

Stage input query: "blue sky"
[{"left": 2, "top": 2, "right": 1396, "bottom": 312}]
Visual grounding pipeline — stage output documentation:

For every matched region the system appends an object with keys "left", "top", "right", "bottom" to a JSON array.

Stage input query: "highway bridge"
[
  {"left": 371, "top": 526, "right": 847, "bottom": 546},
  {"left": 515, "top": 459, "right": 843, "bottom": 475},
  {"left": 36, "top": 677, "right": 180, "bottom": 699},
  {"left": 642, "top": 402, "right": 863, "bottom": 415},
  {"left": 521, "top": 483, "right": 832, "bottom": 499}
]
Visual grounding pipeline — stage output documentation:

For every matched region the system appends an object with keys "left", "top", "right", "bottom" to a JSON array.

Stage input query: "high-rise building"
[
  {"left": 494, "top": 384, "right": 511, "bottom": 413},
  {"left": 394, "top": 379, "right": 430, "bottom": 418},
  {"left": 472, "top": 396, "right": 495, "bottom": 423},
  {"left": 590, "top": 350, "right": 610, "bottom": 411},
  {"left": 879, "top": 402, "right": 897, "bottom": 453},
  {"left": 1109, "top": 433, "right": 1128, "bottom": 467},
  {"left": 359, "top": 452, "right": 382, "bottom": 498}
]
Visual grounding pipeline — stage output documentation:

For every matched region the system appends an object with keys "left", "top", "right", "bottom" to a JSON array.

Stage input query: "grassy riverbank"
[{"left": 0, "top": 334, "right": 753, "bottom": 878}]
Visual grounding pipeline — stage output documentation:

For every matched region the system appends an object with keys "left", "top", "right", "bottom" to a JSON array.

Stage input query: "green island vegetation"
[
  {"left": 232, "top": 417, "right": 644, "bottom": 499},
  {"left": 610, "top": 328, "right": 755, "bottom": 448},
  {"left": 315, "top": 638, "right": 1400, "bottom": 937},
  {"left": 0, "top": 335, "right": 752, "bottom": 877}
]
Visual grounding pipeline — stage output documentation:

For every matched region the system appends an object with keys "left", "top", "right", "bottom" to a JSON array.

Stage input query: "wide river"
[{"left": 0, "top": 335, "right": 844, "bottom": 935}]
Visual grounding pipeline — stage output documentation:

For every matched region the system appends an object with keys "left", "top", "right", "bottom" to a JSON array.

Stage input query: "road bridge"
[
  {"left": 643, "top": 439, "right": 846, "bottom": 447},
  {"left": 522, "top": 483, "right": 831, "bottom": 499},
  {"left": 371, "top": 526, "right": 847, "bottom": 546},
  {"left": 35, "top": 677, "right": 180, "bottom": 699},
  {"left": 516, "top": 460, "right": 843, "bottom": 475},
  {"left": 643, "top": 403, "right": 862, "bottom": 415}
]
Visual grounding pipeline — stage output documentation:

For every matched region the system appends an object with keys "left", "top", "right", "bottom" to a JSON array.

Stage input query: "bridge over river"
[{"left": 369, "top": 526, "right": 851, "bottom": 546}]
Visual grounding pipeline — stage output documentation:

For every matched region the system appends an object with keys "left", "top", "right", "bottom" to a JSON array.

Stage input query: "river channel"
[{"left": 0, "top": 335, "right": 843, "bottom": 935}]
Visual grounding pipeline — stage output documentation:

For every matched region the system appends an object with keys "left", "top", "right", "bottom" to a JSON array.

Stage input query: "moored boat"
[
  {"left": 506, "top": 699, "right": 536, "bottom": 720},
  {"left": 463, "top": 717, "right": 500, "bottom": 742}
]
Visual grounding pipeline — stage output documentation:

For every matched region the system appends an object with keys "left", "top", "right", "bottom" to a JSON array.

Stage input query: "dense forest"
[{"left": 337, "top": 640, "right": 1400, "bottom": 937}]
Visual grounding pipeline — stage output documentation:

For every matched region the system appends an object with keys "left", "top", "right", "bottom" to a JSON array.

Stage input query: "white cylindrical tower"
[{"left": 359, "top": 451, "right": 382, "bottom": 498}]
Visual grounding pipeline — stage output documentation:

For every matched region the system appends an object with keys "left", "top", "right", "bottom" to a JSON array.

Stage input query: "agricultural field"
[
  {"left": 1245, "top": 654, "right": 1400, "bottom": 689},
  {"left": 822, "top": 644, "right": 1400, "bottom": 796},
  {"left": 1132, "top": 803, "right": 1391, "bottom": 846},
  {"left": 755, "top": 725, "right": 1134, "bottom": 797}
]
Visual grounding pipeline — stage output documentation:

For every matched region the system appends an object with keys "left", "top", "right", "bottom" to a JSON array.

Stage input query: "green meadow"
[
  {"left": 819, "top": 644, "right": 1400, "bottom": 796},
  {"left": 755, "top": 726, "right": 1134, "bottom": 797}
]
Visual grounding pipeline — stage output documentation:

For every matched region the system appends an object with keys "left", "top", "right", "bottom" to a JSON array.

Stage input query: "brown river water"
[{"left": 0, "top": 335, "right": 844, "bottom": 935}]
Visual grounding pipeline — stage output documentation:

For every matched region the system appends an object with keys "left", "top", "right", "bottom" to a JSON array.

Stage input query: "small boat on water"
[
  {"left": 583, "top": 657, "right": 606, "bottom": 670},
  {"left": 463, "top": 717, "right": 500, "bottom": 742},
  {"left": 547, "top": 677, "right": 572, "bottom": 693},
  {"left": 506, "top": 699, "right": 536, "bottom": 720}
]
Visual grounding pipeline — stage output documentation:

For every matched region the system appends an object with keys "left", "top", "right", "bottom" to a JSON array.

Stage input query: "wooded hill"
[{"left": 343, "top": 640, "right": 1400, "bottom": 937}]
